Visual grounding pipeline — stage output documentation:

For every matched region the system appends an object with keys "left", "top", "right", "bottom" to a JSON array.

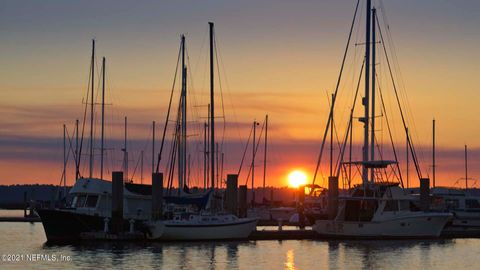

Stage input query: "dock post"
[
  {"left": 238, "top": 185, "right": 247, "bottom": 218},
  {"left": 420, "top": 178, "right": 430, "bottom": 211},
  {"left": 328, "top": 176, "right": 339, "bottom": 220},
  {"left": 152, "top": 173, "right": 163, "bottom": 220},
  {"left": 298, "top": 185, "right": 305, "bottom": 228},
  {"left": 225, "top": 174, "right": 238, "bottom": 215},
  {"left": 112, "top": 171, "right": 124, "bottom": 234}
]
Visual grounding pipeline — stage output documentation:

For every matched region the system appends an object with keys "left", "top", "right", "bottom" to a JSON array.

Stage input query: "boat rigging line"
[
  {"left": 311, "top": 0, "right": 360, "bottom": 187},
  {"left": 375, "top": 11, "right": 423, "bottom": 180}
]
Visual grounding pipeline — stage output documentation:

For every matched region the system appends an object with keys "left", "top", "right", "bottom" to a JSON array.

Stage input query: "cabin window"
[
  {"left": 75, "top": 195, "right": 87, "bottom": 208},
  {"left": 344, "top": 200, "right": 376, "bottom": 222},
  {"left": 445, "top": 199, "right": 460, "bottom": 210},
  {"left": 384, "top": 200, "right": 399, "bottom": 211},
  {"left": 466, "top": 199, "right": 480, "bottom": 209},
  {"left": 85, "top": 195, "right": 98, "bottom": 208}
]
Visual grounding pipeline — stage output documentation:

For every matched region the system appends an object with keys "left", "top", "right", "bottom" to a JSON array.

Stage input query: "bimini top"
[
  {"left": 343, "top": 160, "right": 398, "bottom": 169},
  {"left": 164, "top": 190, "right": 213, "bottom": 210}
]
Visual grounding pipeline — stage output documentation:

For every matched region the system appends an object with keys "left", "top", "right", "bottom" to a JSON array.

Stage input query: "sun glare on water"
[{"left": 287, "top": 170, "right": 308, "bottom": 188}]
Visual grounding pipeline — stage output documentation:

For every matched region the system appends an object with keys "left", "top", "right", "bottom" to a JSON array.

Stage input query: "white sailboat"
[{"left": 147, "top": 22, "right": 257, "bottom": 240}]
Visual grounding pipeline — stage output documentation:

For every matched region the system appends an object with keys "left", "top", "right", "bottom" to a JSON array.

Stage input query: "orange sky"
[{"left": 1, "top": 0, "right": 480, "bottom": 188}]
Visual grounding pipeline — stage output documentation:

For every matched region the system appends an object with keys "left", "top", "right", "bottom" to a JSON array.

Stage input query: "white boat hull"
[
  {"left": 313, "top": 213, "right": 452, "bottom": 238},
  {"left": 148, "top": 218, "right": 258, "bottom": 240}
]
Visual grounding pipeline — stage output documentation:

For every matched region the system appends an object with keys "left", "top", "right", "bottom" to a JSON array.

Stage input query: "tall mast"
[
  {"left": 178, "top": 35, "right": 187, "bottom": 191},
  {"left": 209, "top": 22, "right": 215, "bottom": 190},
  {"left": 263, "top": 114, "right": 268, "bottom": 201},
  {"left": 152, "top": 121, "right": 155, "bottom": 174},
  {"left": 89, "top": 39, "right": 95, "bottom": 179},
  {"left": 75, "top": 119, "right": 79, "bottom": 180},
  {"left": 432, "top": 119, "right": 436, "bottom": 188},
  {"left": 100, "top": 57, "right": 105, "bottom": 180},
  {"left": 362, "top": 0, "right": 371, "bottom": 186},
  {"left": 370, "top": 8, "right": 376, "bottom": 183}
]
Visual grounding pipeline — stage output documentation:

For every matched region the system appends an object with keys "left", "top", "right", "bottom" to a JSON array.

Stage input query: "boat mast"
[
  {"left": 178, "top": 35, "right": 187, "bottom": 191},
  {"left": 362, "top": 0, "right": 371, "bottom": 187},
  {"left": 263, "top": 114, "right": 268, "bottom": 201},
  {"left": 370, "top": 7, "right": 376, "bottom": 183},
  {"left": 100, "top": 57, "right": 106, "bottom": 180},
  {"left": 209, "top": 22, "right": 215, "bottom": 190},
  {"left": 75, "top": 119, "right": 79, "bottom": 180},
  {"left": 432, "top": 119, "right": 436, "bottom": 188},
  {"left": 89, "top": 39, "right": 95, "bottom": 179},
  {"left": 252, "top": 120, "right": 258, "bottom": 207}
]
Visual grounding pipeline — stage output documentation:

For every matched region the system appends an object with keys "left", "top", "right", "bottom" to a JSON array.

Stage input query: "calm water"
[{"left": 0, "top": 210, "right": 479, "bottom": 269}]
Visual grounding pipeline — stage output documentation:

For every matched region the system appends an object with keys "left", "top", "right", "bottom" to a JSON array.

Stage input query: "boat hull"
[
  {"left": 37, "top": 209, "right": 145, "bottom": 243},
  {"left": 313, "top": 213, "right": 452, "bottom": 239},
  {"left": 150, "top": 218, "right": 258, "bottom": 241}
]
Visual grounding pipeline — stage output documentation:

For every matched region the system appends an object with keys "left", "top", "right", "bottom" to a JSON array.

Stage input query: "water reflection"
[
  {"left": 285, "top": 249, "right": 295, "bottom": 270},
  {"left": 0, "top": 223, "right": 473, "bottom": 270},
  {"left": 327, "top": 239, "right": 455, "bottom": 270}
]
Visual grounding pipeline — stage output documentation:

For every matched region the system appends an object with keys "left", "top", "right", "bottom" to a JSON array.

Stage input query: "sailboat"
[
  {"left": 312, "top": 0, "right": 452, "bottom": 239},
  {"left": 147, "top": 22, "right": 257, "bottom": 240}
]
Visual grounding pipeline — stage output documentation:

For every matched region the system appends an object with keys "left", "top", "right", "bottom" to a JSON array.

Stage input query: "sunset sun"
[{"left": 287, "top": 170, "right": 308, "bottom": 188}]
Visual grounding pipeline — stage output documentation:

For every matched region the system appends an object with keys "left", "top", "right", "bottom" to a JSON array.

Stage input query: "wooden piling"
[
  {"left": 420, "top": 178, "right": 430, "bottom": 211},
  {"left": 152, "top": 173, "right": 163, "bottom": 220},
  {"left": 112, "top": 171, "right": 124, "bottom": 234},
  {"left": 328, "top": 176, "right": 339, "bottom": 219},
  {"left": 225, "top": 174, "right": 238, "bottom": 215},
  {"left": 238, "top": 185, "right": 247, "bottom": 218},
  {"left": 298, "top": 185, "right": 305, "bottom": 228}
]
